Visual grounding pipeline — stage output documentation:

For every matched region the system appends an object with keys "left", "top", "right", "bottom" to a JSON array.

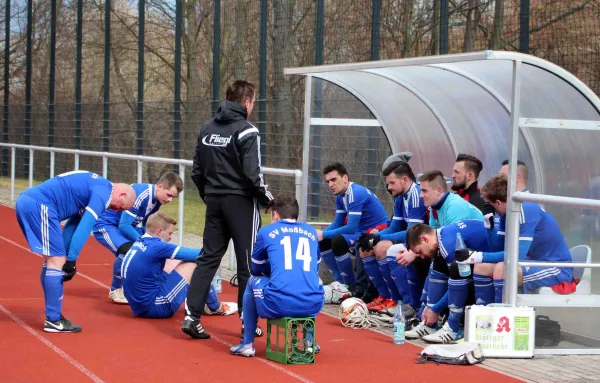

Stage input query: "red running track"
[{"left": 0, "top": 204, "right": 523, "bottom": 383}]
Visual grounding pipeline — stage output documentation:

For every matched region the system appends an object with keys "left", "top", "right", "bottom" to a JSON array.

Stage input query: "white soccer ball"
[
  {"left": 339, "top": 297, "right": 369, "bottom": 328},
  {"left": 323, "top": 281, "right": 351, "bottom": 304}
]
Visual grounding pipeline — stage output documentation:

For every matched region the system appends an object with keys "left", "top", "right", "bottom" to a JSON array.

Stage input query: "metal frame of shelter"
[{"left": 285, "top": 50, "right": 600, "bottom": 355}]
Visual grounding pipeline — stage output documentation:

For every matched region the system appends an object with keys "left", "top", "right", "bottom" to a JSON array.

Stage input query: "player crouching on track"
[
  {"left": 230, "top": 196, "right": 324, "bottom": 357},
  {"left": 121, "top": 211, "right": 237, "bottom": 319},
  {"left": 15, "top": 170, "right": 137, "bottom": 333}
]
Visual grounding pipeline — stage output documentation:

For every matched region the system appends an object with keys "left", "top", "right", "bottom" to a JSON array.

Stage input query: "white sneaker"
[
  {"left": 405, "top": 321, "right": 437, "bottom": 339},
  {"left": 422, "top": 322, "right": 458, "bottom": 344},
  {"left": 108, "top": 288, "right": 128, "bottom": 304},
  {"left": 204, "top": 302, "right": 238, "bottom": 316}
]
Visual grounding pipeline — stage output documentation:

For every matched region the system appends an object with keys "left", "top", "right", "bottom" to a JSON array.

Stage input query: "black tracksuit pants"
[{"left": 185, "top": 194, "right": 260, "bottom": 319}]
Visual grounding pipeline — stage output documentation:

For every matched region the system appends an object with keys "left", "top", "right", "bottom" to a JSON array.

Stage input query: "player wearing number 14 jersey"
[{"left": 230, "top": 196, "right": 324, "bottom": 357}]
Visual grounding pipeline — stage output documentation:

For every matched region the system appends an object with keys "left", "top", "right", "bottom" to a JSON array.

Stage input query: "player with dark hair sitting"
[
  {"left": 121, "top": 211, "right": 237, "bottom": 320},
  {"left": 230, "top": 195, "right": 324, "bottom": 357},
  {"left": 451, "top": 154, "right": 486, "bottom": 212},
  {"left": 93, "top": 171, "right": 184, "bottom": 305},
  {"left": 317, "top": 162, "right": 389, "bottom": 304},
  {"left": 357, "top": 152, "right": 427, "bottom": 318}
]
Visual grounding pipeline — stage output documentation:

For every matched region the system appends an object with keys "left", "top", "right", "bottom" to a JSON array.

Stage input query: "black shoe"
[
  {"left": 348, "top": 285, "right": 364, "bottom": 299},
  {"left": 361, "top": 291, "right": 377, "bottom": 304},
  {"left": 44, "top": 315, "right": 82, "bottom": 333},
  {"left": 182, "top": 318, "right": 211, "bottom": 339},
  {"left": 240, "top": 325, "right": 263, "bottom": 338}
]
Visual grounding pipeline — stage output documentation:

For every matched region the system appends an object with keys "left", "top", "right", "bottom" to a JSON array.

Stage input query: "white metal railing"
[{"left": 0, "top": 143, "right": 304, "bottom": 271}]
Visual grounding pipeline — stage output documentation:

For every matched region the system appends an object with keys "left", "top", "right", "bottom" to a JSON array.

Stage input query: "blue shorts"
[
  {"left": 249, "top": 276, "right": 321, "bottom": 318},
  {"left": 93, "top": 225, "right": 131, "bottom": 255},
  {"left": 137, "top": 271, "right": 189, "bottom": 319},
  {"left": 15, "top": 194, "right": 65, "bottom": 256},
  {"left": 522, "top": 266, "right": 573, "bottom": 293}
]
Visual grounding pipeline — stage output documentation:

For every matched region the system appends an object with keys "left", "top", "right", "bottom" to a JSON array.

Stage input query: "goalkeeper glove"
[
  {"left": 358, "top": 233, "right": 380, "bottom": 251},
  {"left": 483, "top": 202, "right": 496, "bottom": 229}
]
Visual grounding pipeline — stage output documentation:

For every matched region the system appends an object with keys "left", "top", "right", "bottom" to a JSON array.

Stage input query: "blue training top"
[
  {"left": 323, "top": 182, "right": 389, "bottom": 238},
  {"left": 378, "top": 182, "right": 427, "bottom": 243},
  {"left": 251, "top": 220, "right": 324, "bottom": 317},
  {"left": 121, "top": 234, "right": 200, "bottom": 316},
  {"left": 23, "top": 170, "right": 113, "bottom": 261}
]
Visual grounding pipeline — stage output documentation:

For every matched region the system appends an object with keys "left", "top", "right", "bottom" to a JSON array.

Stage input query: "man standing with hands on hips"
[{"left": 182, "top": 80, "right": 274, "bottom": 340}]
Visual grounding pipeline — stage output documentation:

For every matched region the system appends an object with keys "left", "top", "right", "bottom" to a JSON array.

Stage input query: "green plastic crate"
[{"left": 266, "top": 317, "right": 316, "bottom": 365}]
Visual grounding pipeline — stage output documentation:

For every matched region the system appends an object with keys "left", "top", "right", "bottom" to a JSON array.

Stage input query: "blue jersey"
[
  {"left": 484, "top": 202, "right": 572, "bottom": 266},
  {"left": 23, "top": 170, "right": 112, "bottom": 221},
  {"left": 121, "top": 234, "right": 199, "bottom": 315},
  {"left": 437, "top": 220, "right": 491, "bottom": 264},
  {"left": 378, "top": 182, "right": 426, "bottom": 243},
  {"left": 251, "top": 220, "right": 324, "bottom": 316},
  {"left": 323, "top": 182, "right": 389, "bottom": 238},
  {"left": 94, "top": 183, "right": 161, "bottom": 241}
]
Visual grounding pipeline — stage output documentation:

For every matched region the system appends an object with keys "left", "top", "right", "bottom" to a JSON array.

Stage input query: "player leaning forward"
[
  {"left": 230, "top": 196, "right": 324, "bottom": 357},
  {"left": 15, "top": 171, "right": 136, "bottom": 332}
]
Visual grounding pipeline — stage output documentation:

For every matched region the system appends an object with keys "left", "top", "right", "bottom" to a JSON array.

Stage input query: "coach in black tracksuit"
[{"left": 182, "top": 80, "right": 274, "bottom": 340}]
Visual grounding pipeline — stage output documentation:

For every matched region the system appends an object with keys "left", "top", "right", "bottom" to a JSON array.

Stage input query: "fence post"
[
  {"left": 212, "top": 0, "right": 221, "bottom": 115},
  {"left": 50, "top": 151, "right": 55, "bottom": 178},
  {"left": 440, "top": 0, "right": 449, "bottom": 54},
  {"left": 11, "top": 147, "right": 15, "bottom": 201},
  {"left": 258, "top": 0, "right": 267, "bottom": 164},
  {"left": 173, "top": 0, "right": 182, "bottom": 171},
  {"left": 48, "top": 0, "right": 56, "bottom": 150},
  {"left": 519, "top": 0, "right": 530, "bottom": 53},
  {"left": 24, "top": 0, "right": 32, "bottom": 179},
  {"left": 137, "top": 160, "right": 143, "bottom": 183},
  {"left": 178, "top": 164, "right": 185, "bottom": 246},
  {"left": 2, "top": 0, "right": 10, "bottom": 177},
  {"left": 367, "top": 0, "right": 381, "bottom": 190},
  {"left": 310, "top": 0, "right": 324, "bottom": 220},
  {"left": 75, "top": 0, "right": 83, "bottom": 150},
  {"left": 136, "top": 0, "right": 145, "bottom": 156},
  {"left": 103, "top": 0, "right": 111, "bottom": 155}
]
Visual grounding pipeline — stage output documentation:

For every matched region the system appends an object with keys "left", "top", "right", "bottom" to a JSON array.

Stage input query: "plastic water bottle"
[
  {"left": 456, "top": 232, "right": 472, "bottom": 277},
  {"left": 212, "top": 268, "right": 222, "bottom": 294},
  {"left": 393, "top": 300, "right": 405, "bottom": 344}
]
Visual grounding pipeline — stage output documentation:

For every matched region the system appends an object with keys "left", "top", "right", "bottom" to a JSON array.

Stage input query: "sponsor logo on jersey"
[{"left": 202, "top": 134, "right": 232, "bottom": 147}]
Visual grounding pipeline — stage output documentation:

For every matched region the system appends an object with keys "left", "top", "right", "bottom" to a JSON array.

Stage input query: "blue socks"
[
  {"left": 387, "top": 257, "right": 411, "bottom": 304},
  {"left": 242, "top": 283, "right": 258, "bottom": 345},
  {"left": 321, "top": 249, "right": 343, "bottom": 283},
  {"left": 474, "top": 274, "right": 495, "bottom": 305},
  {"left": 44, "top": 268, "right": 65, "bottom": 322},
  {"left": 362, "top": 256, "right": 390, "bottom": 298},
  {"left": 111, "top": 254, "right": 124, "bottom": 291},
  {"left": 378, "top": 259, "right": 401, "bottom": 302},
  {"left": 426, "top": 270, "right": 448, "bottom": 309},
  {"left": 494, "top": 279, "right": 504, "bottom": 303},
  {"left": 335, "top": 253, "right": 356, "bottom": 286},
  {"left": 206, "top": 284, "right": 220, "bottom": 311},
  {"left": 447, "top": 278, "right": 469, "bottom": 332}
]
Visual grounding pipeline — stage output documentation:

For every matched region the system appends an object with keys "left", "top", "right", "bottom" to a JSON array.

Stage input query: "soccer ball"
[
  {"left": 339, "top": 297, "right": 369, "bottom": 328},
  {"left": 323, "top": 281, "right": 351, "bottom": 304}
]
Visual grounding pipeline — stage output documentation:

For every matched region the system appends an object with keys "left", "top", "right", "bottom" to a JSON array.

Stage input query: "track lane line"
[
  {"left": 0, "top": 303, "right": 105, "bottom": 383},
  {"left": 0, "top": 232, "right": 315, "bottom": 383}
]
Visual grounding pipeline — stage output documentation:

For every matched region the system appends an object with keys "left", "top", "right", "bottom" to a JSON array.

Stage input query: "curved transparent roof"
[{"left": 287, "top": 50, "right": 600, "bottom": 198}]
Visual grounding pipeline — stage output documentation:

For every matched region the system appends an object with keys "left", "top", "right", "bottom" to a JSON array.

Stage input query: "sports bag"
[
  {"left": 535, "top": 315, "right": 561, "bottom": 347},
  {"left": 417, "top": 342, "right": 485, "bottom": 365}
]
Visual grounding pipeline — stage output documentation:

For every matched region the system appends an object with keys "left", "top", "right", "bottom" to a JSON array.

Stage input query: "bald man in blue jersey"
[{"left": 15, "top": 171, "right": 136, "bottom": 332}]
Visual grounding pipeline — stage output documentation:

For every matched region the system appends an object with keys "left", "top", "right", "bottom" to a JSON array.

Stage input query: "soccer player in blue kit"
[
  {"left": 230, "top": 196, "right": 324, "bottom": 357},
  {"left": 15, "top": 171, "right": 136, "bottom": 332},
  {"left": 403, "top": 219, "right": 491, "bottom": 343},
  {"left": 317, "top": 163, "right": 389, "bottom": 301},
  {"left": 456, "top": 174, "right": 573, "bottom": 305},
  {"left": 120, "top": 212, "right": 237, "bottom": 319},
  {"left": 93, "top": 172, "right": 184, "bottom": 304}
]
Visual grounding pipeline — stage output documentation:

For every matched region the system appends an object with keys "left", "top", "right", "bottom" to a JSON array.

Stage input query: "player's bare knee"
[
  {"left": 330, "top": 234, "right": 349, "bottom": 256},
  {"left": 174, "top": 261, "right": 197, "bottom": 284},
  {"left": 492, "top": 262, "right": 505, "bottom": 280},
  {"left": 46, "top": 255, "right": 67, "bottom": 269},
  {"left": 374, "top": 240, "right": 392, "bottom": 260},
  {"left": 473, "top": 263, "right": 494, "bottom": 276}
]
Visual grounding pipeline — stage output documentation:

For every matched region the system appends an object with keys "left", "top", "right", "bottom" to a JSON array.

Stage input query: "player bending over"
[
  {"left": 402, "top": 219, "right": 491, "bottom": 343},
  {"left": 456, "top": 174, "right": 573, "bottom": 305},
  {"left": 230, "top": 196, "right": 324, "bottom": 357},
  {"left": 93, "top": 172, "right": 184, "bottom": 304},
  {"left": 121, "top": 211, "right": 237, "bottom": 320},
  {"left": 15, "top": 171, "right": 136, "bottom": 332}
]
